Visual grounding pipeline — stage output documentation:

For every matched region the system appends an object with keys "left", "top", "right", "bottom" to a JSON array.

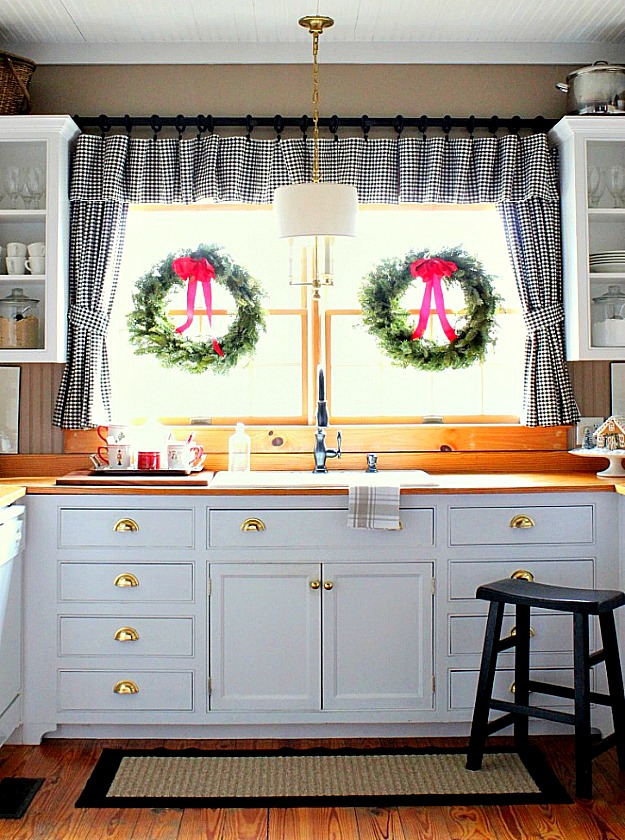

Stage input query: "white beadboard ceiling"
[{"left": 1, "top": 0, "right": 625, "bottom": 65}]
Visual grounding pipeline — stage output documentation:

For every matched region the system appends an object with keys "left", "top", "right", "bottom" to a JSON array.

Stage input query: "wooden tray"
[{"left": 56, "top": 470, "right": 213, "bottom": 487}]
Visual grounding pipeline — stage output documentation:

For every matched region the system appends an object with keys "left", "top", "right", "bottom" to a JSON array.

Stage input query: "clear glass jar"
[{"left": 0, "top": 287, "right": 40, "bottom": 349}]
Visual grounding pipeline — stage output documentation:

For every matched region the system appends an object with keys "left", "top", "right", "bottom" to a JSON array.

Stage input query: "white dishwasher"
[{"left": 0, "top": 504, "right": 24, "bottom": 745}]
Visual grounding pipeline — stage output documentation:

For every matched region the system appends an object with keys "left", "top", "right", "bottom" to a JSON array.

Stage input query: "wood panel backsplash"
[{"left": 4, "top": 361, "right": 613, "bottom": 455}]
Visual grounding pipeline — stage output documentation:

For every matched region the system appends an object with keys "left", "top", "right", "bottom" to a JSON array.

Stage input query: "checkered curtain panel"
[{"left": 56, "top": 130, "right": 577, "bottom": 428}]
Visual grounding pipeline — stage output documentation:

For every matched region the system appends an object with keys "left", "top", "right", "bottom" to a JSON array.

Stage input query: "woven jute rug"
[{"left": 75, "top": 745, "right": 571, "bottom": 808}]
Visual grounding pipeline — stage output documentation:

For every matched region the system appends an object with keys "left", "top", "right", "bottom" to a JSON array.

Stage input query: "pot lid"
[
  {"left": 592, "top": 284, "right": 625, "bottom": 304},
  {"left": 567, "top": 61, "right": 625, "bottom": 80}
]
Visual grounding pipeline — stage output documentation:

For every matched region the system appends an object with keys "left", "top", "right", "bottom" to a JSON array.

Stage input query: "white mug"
[
  {"left": 6, "top": 242, "right": 26, "bottom": 257},
  {"left": 25, "top": 256, "right": 45, "bottom": 275},
  {"left": 167, "top": 442, "right": 204, "bottom": 470},
  {"left": 27, "top": 242, "right": 45, "bottom": 257},
  {"left": 6, "top": 256, "right": 26, "bottom": 275},
  {"left": 110, "top": 443, "right": 134, "bottom": 469}
]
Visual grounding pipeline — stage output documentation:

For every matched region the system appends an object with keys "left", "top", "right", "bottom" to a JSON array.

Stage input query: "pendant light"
[{"left": 273, "top": 15, "right": 358, "bottom": 297}]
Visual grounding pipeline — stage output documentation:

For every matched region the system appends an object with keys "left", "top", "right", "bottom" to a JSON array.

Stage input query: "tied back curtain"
[{"left": 54, "top": 131, "right": 579, "bottom": 428}]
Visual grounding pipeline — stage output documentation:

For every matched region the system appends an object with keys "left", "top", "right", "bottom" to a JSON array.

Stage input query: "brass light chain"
[{"left": 299, "top": 15, "right": 334, "bottom": 185}]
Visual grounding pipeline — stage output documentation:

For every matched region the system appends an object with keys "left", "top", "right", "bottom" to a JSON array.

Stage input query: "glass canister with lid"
[
  {"left": 592, "top": 284, "right": 625, "bottom": 346},
  {"left": 0, "top": 287, "right": 40, "bottom": 349}
]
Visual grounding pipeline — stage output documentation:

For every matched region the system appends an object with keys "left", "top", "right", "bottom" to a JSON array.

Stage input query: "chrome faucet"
[{"left": 312, "top": 364, "right": 341, "bottom": 473}]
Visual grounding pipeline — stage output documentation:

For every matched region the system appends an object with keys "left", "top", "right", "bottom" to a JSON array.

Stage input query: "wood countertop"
[{"left": 0, "top": 472, "right": 621, "bottom": 496}]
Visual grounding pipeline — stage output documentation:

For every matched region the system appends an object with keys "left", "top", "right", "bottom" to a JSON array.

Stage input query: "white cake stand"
[{"left": 569, "top": 448, "right": 625, "bottom": 477}]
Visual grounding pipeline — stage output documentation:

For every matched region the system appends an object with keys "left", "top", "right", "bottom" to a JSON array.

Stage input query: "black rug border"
[
  {"left": 75, "top": 744, "right": 572, "bottom": 809},
  {"left": 0, "top": 777, "right": 44, "bottom": 819}
]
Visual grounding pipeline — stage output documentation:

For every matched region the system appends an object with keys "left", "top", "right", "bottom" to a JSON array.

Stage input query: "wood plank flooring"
[{"left": 0, "top": 736, "right": 624, "bottom": 839}]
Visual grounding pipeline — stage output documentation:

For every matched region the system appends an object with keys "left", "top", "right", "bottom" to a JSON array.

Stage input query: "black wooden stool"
[{"left": 465, "top": 577, "right": 625, "bottom": 799}]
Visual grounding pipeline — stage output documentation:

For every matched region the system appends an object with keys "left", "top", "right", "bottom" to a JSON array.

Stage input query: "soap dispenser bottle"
[{"left": 228, "top": 422, "right": 251, "bottom": 472}]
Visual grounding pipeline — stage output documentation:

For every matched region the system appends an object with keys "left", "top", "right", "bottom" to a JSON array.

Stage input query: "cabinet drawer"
[
  {"left": 449, "top": 505, "right": 594, "bottom": 546},
  {"left": 59, "top": 563, "right": 194, "bottom": 602},
  {"left": 449, "top": 559, "right": 594, "bottom": 601},
  {"left": 58, "top": 508, "right": 194, "bottom": 549},
  {"left": 208, "top": 508, "right": 434, "bottom": 548},
  {"left": 57, "top": 670, "right": 193, "bottom": 711},
  {"left": 58, "top": 617, "right": 194, "bottom": 657},
  {"left": 449, "top": 668, "right": 575, "bottom": 711},
  {"left": 449, "top": 612, "right": 576, "bottom": 656}
]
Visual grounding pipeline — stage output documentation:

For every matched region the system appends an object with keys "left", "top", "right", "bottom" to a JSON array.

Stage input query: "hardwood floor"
[{"left": 0, "top": 736, "right": 624, "bottom": 839}]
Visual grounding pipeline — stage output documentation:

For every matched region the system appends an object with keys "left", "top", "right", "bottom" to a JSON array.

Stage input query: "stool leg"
[
  {"left": 466, "top": 601, "right": 505, "bottom": 771},
  {"left": 513, "top": 603, "right": 531, "bottom": 753},
  {"left": 598, "top": 611, "right": 625, "bottom": 768},
  {"left": 573, "top": 613, "right": 593, "bottom": 799}
]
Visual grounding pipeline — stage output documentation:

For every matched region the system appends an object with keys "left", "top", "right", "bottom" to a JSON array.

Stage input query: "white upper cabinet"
[
  {"left": 0, "top": 116, "right": 80, "bottom": 362},
  {"left": 549, "top": 116, "right": 625, "bottom": 361}
]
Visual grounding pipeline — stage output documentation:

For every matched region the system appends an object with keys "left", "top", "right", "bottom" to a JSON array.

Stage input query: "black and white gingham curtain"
[{"left": 55, "top": 130, "right": 578, "bottom": 427}]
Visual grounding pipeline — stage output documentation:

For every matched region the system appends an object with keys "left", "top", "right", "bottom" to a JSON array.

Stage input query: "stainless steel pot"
[{"left": 556, "top": 61, "right": 625, "bottom": 115}]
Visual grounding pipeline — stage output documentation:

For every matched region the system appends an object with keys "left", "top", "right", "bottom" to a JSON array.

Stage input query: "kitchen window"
[{"left": 106, "top": 202, "right": 523, "bottom": 425}]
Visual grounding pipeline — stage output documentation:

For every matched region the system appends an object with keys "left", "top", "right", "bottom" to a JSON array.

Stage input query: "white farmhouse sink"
[{"left": 209, "top": 470, "right": 438, "bottom": 489}]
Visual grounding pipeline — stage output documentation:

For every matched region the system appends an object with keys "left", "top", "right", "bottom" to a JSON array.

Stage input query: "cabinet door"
[
  {"left": 322, "top": 562, "right": 434, "bottom": 711},
  {"left": 209, "top": 564, "right": 321, "bottom": 711}
]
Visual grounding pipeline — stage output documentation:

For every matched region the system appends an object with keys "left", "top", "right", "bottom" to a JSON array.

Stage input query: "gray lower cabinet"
[
  {"left": 0, "top": 503, "right": 24, "bottom": 744},
  {"left": 19, "top": 490, "right": 619, "bottom": 743}
]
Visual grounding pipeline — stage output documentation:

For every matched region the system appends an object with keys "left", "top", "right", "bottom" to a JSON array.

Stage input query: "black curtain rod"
[{"left": 73, "top": 113, "right": 557, "bottom": 138}]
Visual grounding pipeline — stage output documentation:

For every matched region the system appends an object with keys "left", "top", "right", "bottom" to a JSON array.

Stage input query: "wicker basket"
[{"left": 0, "top": 51, "right": 36, "bottom": 115}]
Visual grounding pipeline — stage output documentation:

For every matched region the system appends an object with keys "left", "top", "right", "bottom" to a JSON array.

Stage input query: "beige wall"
[{"left": 13, "top": 62, "right": 606, "bottom": 453}]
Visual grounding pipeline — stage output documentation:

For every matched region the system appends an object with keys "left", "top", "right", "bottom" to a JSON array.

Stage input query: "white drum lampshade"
[{"left": 274, "top": 181, "right": 358, "bottom": 239}]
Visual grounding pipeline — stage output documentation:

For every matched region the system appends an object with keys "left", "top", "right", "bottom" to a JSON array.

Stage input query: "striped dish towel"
[{"left": 347, "top": 483, "right": 401, "bottom": 530}]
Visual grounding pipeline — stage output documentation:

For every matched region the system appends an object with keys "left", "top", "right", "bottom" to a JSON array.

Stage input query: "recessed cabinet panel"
[
  {"left": 58, "top": 507, "right": 195, "bottom": 549},
  {"left": 449, "top": 558, "right": 595, "bottom": 600},
  {"left": 449, "top": 505, "right": 594, "bottom": 545},
  {"left": 0, "top": 117, "right": 80, "bottom": 362},
  {"left": 58, "top": 616, "right": 194, "bottom": 657},
  {"left": 59, "top": 562, "right": 194, "bottom": 602}
]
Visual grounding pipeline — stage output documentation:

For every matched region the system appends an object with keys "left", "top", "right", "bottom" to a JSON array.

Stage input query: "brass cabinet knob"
[
  {"left": 510, "top": 625, "right": 535, "bottom": 638},
  {"left": 114, "top": 627, "right": 140, "bottom": 642},
  {"left": 510, "top": 569, "right": 535, "bottom": 582},
  {"left": 114, "top": 573, "right": 139, "bottom": 588},
  {"left": 113, "top": 680, "right": 139, "bottom": 695},
  {"left": 113, "top": 518, "right": 139, "bottom": 532},
  {"left": 510, "top": 682, "right": 534, "bottom": 695},
  {"left": 310, "top": 580, "right": 321, "bottom": 590},
  {"left": 240, "top": 517, "right": 266, "bottom": 532},
  {"left": 323, "top": 581, "right": 334, "bottom": 590},
  {"left": 509, "top": 514, "right": 535, "bottom": 529}
]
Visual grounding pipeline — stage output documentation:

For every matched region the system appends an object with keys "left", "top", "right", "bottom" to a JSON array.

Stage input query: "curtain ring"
[
  {"left": 508, "top": 115, "right": 521, "bottom": 135},
  {"left": 329, "top": 114, "right": 339, "bottom": 142},
  {"left": 488, "top": 115, "right": 500, "bottom": 136},
  {"left": 361, "top": 114, "right": 371, "bottom": 142},
  {"left": 442, "top": 114, "right": 452, "bottom": 142},
  {"left": 418, "top": 115, "right": 428, "bottom": 141},
  {"left": 150, "top": 114, "right": 163, "bottom": 142},
  {"left": 98, "top": 114, "right": 111, "bottom": 138},
  {"left": 466, "top": 115, "right": 476, "bottom": 140},
  {"left": 393, "top": 115, "right": 404, "bottom": 139},
  {"left": 273, "top": 114, "right": 285, "bottom": 141},
  {"left": 300, "top": 114, "right": 309, "bottom": 142},
  {"left": 123, "top": 114, "right": 133, "bottom": 135},
  {"left": 174, "top": 114, "right": 186, "bottom": 140},
  {"left": 532, "top": 115, "right": 547, "bottom": 135},
  {"left": 196, "top": 114, "right": 207, "bottom": 138},
  {"left": 245, "top": 114, "right": 255, "bottom": 142}
]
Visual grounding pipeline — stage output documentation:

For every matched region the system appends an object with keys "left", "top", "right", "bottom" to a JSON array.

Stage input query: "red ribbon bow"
[
  {"left": 409, "top": 257, "right": 458, "bottom": 343},
  {"left": 172, "top": 256, "right": 224, "bottom": 357}
]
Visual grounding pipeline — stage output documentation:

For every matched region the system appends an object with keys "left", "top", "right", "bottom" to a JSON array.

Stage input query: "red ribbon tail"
[
  {"left": 432, "top": 277, "right": 457, "bottom": 342},
  {"left": 175, "top": 277, "right": 198, "bottom": 334},
  {"left": 411, "top": 279, "right": 433, "bottom": 340},
  {"left": 200, "top": 277, "right": 224, "bottom": 357}
]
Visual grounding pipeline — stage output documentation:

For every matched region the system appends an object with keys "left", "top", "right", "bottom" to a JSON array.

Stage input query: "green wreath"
[
  {"left": 358, "top": 246, "right": 501, "bottom": 371},
  {"left": 127, "top": 244, "right": 266, "bottom": 374}
]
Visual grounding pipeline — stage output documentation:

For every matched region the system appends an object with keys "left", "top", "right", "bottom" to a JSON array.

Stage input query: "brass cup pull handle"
[
  {"left": 509, "top": 514, "right": 535, "bottom": 529},
  {"left": 310, "top": 580, "right": 321, "bottom": 590},
  {"left": 323, "top": 581, "right": 334, "bottom": 590},
  {"left": 113, "top": 518, "right": 139, "bottom": 532},
  {"left": 241, "top": 517, "right": 266, "bottom": 532},
  {"left": 113, "top": 680, "right": 139, "bottom": 695},
  {"left": 114, "top": 627, "right": 140, "bottom": 642},
  {"left": 510, "top": 569, "right": 535, "bottom": 582},
  {"left": 510, "top": 682, "right": 534, "bottom": 696},
  {"left": 510, "top": 625, "right": 535, "bottom": 638},
  {"left": 114, "top": 573, "right": 139, "bottom": 588}
]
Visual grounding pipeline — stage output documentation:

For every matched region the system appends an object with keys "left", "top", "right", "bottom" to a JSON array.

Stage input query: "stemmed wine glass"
[
  {"left": 588, "top": 166, "right": 606, "bottom": 208},
  {"left": 2, "top": 166, "right": 21, "bottom": 209},
  {"left": 607, "top": 165, "right": 625, "bottom": 208},
  {"left": 23, "top": 166, "right": 45, "bottom": 209}
]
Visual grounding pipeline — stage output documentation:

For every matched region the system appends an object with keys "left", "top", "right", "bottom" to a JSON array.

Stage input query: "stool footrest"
[
  {"left": 589, "top": 649, "right": 606, "bottom": 667},
  {"left": 528, "top": 679, "right": 614, "bottom": 707},
  {"left": 485, "top": 712, "right": 516, "bottom": 735},
  {"left": 495, "top": 635, "right": 518, "bottom": 653},
  {"left": 490, "top": 698, "right": 576, "bottom": 726},
  {"left": 592, "top": 731, "right": 617, "bottom": 759}
]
